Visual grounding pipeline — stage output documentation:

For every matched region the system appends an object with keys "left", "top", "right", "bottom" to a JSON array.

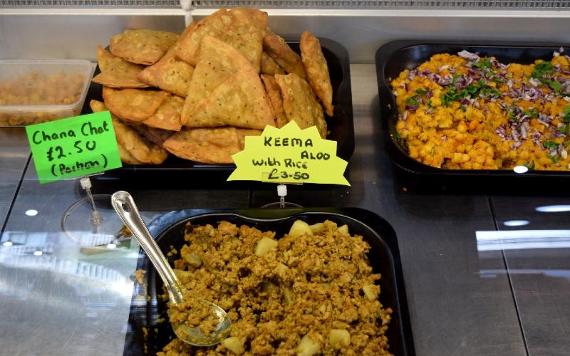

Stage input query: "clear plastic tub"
[{"left": 0, "top": 59, "right": 95, "bottom": 127}]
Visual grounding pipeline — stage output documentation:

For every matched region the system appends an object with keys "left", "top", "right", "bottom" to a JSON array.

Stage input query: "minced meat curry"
[{"left": 158, "top": 220, "right": 392, "bottom": 355}]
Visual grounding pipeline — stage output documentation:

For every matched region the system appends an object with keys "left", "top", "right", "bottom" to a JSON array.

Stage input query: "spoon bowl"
[{"left": 111, "top": 191, "right": 231, "bottom": 346}]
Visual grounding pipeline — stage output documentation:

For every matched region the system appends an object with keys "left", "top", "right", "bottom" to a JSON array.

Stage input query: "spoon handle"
[{"left": 111, "top": 191, "right": 184, "bottom": 304}]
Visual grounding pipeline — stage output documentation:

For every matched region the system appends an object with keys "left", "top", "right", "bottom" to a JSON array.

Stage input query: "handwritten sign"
[
  {"left": 25, "top": 111, "right": 122, "bottom": 184},
  {"left": 228, "top": 121, "right": 349, "bottom": 185}
]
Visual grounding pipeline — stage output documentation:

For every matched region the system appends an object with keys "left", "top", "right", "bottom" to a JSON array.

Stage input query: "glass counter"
[{"left": 0, "top": 62, "right": 569, "bottom": 355}]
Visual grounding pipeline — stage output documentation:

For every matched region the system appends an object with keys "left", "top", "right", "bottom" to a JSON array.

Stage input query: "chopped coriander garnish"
[
  {"left": 563, "top": 106, "right": 570, "bottom": 123},
  {"left": 415, "top": 88, "right": 428, "bottom": 95},
  {"left": 547, "top": 80, "right": 562, "bottom": 93},
  {"left": 451, "top": 74, "right": 462, "bottom": 85},
  {"left": 532, "top": 61, "right": 555, "bottom": 79},
  {"left": 530, "top": 61, "right": 563, "bottom": 93},
  {"left": 549, "top": 154, "right": 561, "bottom": 163},
  {"left": 524, "top": 161, "right": 535, "bottom": 170},
  {"left": 394, "top": 132, "right": 408, "bottom": 153},
  {"left": 524, "top": 108, "right": 539, "bottom": 119},
  {"left": 405, "top": 95, "right": 421, "bottom": 107},
  {"left": 441, "top": 87, "right": 461, "bottom": 106},
  {"left": 479, "top": 85, "right": 501, "bottom": 98},
  {"left": 473, "top": 57, "right": 492, "bottom": 70},
  {"left": 543, "top": 141, "right": 559, "bottom": 149},
  {"left": 441, "top": 80, "right": 500, "bottom": 106}
]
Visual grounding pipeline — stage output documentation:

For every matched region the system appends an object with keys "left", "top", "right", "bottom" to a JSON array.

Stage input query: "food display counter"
[{"left": 1, "top": 2, "right": 570, "bottom": 355}]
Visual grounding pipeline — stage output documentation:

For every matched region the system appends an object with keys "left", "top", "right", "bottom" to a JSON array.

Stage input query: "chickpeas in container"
[{"left": 0, "top": 59, "right": 94, "bottom": 127}]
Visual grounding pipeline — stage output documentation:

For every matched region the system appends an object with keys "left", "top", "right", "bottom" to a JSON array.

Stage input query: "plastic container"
[
  {"left": 89, "top": 38, "right": 354, "bottom": 180},
  {"left": 123, "top": 208, "right": 415, "bottom": 356},
  {"left": 0, "top": 59, "right": 95, "bottom": 127},
  {"left": 375, "top": 40, "right": 570, "bottom": 189}
]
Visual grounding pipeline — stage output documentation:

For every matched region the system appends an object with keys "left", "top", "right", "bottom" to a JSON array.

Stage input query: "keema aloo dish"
[
  {"left": 157, "top": 220, "right": 392, "bottom": 356},
  {"left": 391, "top": 49, "right": 570, "bottom": 171},
  {"left": 91, "top": 8, "right": 335, "bottom": 165}
]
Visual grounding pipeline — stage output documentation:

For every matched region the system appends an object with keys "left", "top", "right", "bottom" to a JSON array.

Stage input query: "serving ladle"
[{"left": 111, "top": 191, "right": 231, "bottom": 346}]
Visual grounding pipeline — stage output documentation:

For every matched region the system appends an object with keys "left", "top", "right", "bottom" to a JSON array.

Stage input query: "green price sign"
[{"left": 25, "top": 111, "right": 122, "bottom": 184}]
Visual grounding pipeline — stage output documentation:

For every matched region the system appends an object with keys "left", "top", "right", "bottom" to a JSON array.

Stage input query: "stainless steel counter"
[{"left": 1, "top": 64, "right": 570, "bottom": 355}]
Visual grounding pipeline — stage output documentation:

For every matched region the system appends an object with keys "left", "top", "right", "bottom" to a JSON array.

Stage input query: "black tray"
[
  {"left": 84, "top": 39, "right": 354, "bottom": 181},
  {"left": 123, "top": 208, "right": 414, "bottom": 356},
  {"left": 376, "top": 40, "right": 570, "bottom": 186}
]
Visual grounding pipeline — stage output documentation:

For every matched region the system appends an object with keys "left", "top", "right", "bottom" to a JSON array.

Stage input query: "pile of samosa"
[{"left": 91, "top": 8, "right": 334, "bottom": 164}]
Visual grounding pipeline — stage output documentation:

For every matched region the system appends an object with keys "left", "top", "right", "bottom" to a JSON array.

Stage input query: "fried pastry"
[
  {"left": 90, "top": 100, "right": 151, "bottom": 164},
  {"left": 261, "top": 51, "right": 286, "bottom": 75},
  {"left": 300, "top": 31, "right": 334, "bottom": 116},
  {"left": 176, "top": 8, "right": 266, "bottom": 71},
  {"left": 181, "top": 35, "right": 255, "bottom": 124},
  {"left": 275, "top": 73, "right": 327, "bottom": 137},
  {"left": 163, "top": 127, "right": 261, "bottom": 164},
  {"left": 89, "top": 100, "right": 167, "bottom": 164},
  {"left": 261, "top": 74, "right": 288, "bottom": 128},
  {"left": 186, "top": 70, "right": 274, "bottom": 129},
  {"left": 137, "top": 46, "right": 194, "bottom": 97},
  {"left": 263, "top": 32, "right": 306, "bottom": 78},
  {"left": 103, "top": 87, "right": 169, "bottom": 122},
  {"left": 143, "top": 95, "right": 184, "bottom": 131},
  {"left": 130, "top": 124, "right": 173, "bottom": 147},
  {"left": 92, "top": 46, "right": 149, "bottom": 89},
  {"left": 110, "top": 29, "right": 178, "bottom": 65}
]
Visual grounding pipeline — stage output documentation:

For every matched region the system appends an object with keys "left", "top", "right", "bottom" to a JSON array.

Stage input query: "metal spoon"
[{"left": 111, "top": 191, "right": 231, "bottom": 346}]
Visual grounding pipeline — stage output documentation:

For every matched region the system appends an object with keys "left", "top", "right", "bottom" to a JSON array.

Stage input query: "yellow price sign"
[{"left": 228, "top": 121, "right": 349, "bottom": 186}]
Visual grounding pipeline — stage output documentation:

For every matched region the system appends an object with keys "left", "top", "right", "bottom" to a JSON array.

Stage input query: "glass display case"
[{"left": 1, "top": 2, "right": 570, "bottom": 355}]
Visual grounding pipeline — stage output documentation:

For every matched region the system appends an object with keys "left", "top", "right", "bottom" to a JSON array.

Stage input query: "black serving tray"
[
  {"left": 123, "top": 208, "right": 414, "bottom": 356},
  {"left": 84, "top": 38, "right": 354, "bottom": 181},
  {"left": 376, "top": 40, "right": 570, "bottom": 186}
]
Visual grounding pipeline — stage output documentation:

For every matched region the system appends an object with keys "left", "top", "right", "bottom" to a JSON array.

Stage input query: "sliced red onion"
[
  {"left": 458, "top": 50, "right": 480, "bottom": 61},
  {"left": 436, "top": 74, "right": 453, "bottom": 86},
  {"left": 529, "top": 78, "right": 541, "bottom": 87},
  {"left": 561, "top": 81, "right": 570, "bottom": 95},
  {"left": 532, "top": 132, "right": 542, "bottom": 146},
  {"left": 496, "top": 126, "right": 507, "bottom": 139},
  {"left": 538, "top": 113, "right": 552, "bottom": 123},
  {"left": 553, "top": 130, "right": 566, "bottom": 138},
  {"left": 520, "top": 122, "right": 529, "bottom": 139}
]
